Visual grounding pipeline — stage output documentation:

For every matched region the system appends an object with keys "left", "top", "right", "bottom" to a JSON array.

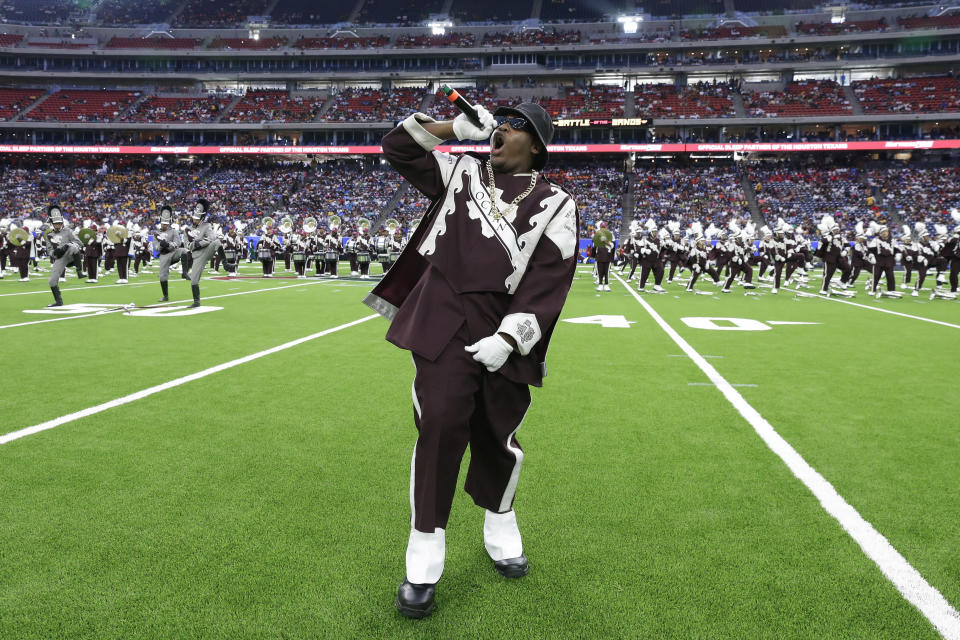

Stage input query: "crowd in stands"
[
  {"left": 106, "top": 37, "right": 201, "bottom": 50},
  {"left": 173, "top": 0, "right": 270, "bottom": 28},
  {"left": 271, "top": 0, "right": 352, "bottom": 25},
  {"left": 480, "top": 29, "right": 581, "bottom": 47},
  {"left": 324, "top": 87, "right": 424, "bottom": 123},
  {"left": 540, "top": 85, "right": 626, "bottom": 119},
  {"left": 356, "top": 0, "right": 444, "bottom": 26},
  {"left": 633, "top": 165, "right": 750, "bottom": 230},
  {"left": 120, "top": 94, "right": 234, "bottom": 123},
  {"left": 394, "top": 33, "right": 477, "bottom": 48},
  {"left": 450, "top": 0, "right": 531, "bottom": 24},
  {"left": 852, "top": 75, "right": 960, "bottom": 114},
  {"left": 749, "top": 166, "right": 879, "bottom": 232},
  {"left": 542, "top": 161, "right": 624, "bottom": 229},
  {"left": 0, "top": 0, "right": 74, "bottom": 24},
  {"left": 21, "top": 90, "right": 141, "bottom": 124},
  {"left": 293, "top": 36, "right": 389, "bottom": 49},
  {"left": 0, "top": 88, "right": 43, "bottom": 122},
  {"left": 635, "top": 82, "right": 736, "bottom": 119},
  {"left": 226, "top": 90, "right": 326, "bottom": 123},
  {"left": 96, "top": 0, "right": 176, "bottom": 25},
  {"left": 743, "top": 80, "right": 851, "bottom": 117},
  {"left": 795, "top": 18, "right": 888, "bottom": 36},
  {"left": 3, "top": 157, "right": 959, "bottom": 244},
  {"left": 211, "top": 37, "right": 287, "bottom": 50}
]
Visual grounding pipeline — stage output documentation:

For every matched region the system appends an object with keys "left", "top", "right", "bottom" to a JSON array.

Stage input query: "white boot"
[
  {"left": 406, "top": 528, "right": 445, "bottom": 584},
  {"left": 484, "top": 510, "right": 523, "bottom": 562}
]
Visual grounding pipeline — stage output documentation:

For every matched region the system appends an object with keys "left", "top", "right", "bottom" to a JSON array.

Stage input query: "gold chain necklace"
[{"left": 486, "top": 159, "right": 538, "bottom": 221}]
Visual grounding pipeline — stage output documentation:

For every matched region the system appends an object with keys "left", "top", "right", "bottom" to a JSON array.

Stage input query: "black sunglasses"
[{"left": 494, "top": 115, "right": 531, "bottom": 131}]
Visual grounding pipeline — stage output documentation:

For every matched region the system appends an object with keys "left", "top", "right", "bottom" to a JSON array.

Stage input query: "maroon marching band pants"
[
  {"left": 410, "top": 323, "right": 530, "bottom": 533},
  {"left": 116, "top": 255, "right": 128, "bottom": 280},
  {"left": 85, "top": 256, "right": 98, "bottom": 280},
  {"left": 595, "top": 260, "right": 610, "bottom": 284}
]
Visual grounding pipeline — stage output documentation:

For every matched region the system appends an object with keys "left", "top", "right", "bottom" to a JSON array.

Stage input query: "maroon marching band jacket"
[{"left": 363, "top": 114, "right": 580, "bottom": 387}]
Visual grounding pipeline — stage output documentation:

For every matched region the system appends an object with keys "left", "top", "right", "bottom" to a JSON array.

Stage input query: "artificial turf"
[{"left": 0, "top": 261, "right": 956, "bottom": 638}]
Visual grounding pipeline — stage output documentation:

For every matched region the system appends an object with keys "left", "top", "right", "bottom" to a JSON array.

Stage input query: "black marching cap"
[{"left": 494, "top": 103, "right": 554, "bottom": 170}]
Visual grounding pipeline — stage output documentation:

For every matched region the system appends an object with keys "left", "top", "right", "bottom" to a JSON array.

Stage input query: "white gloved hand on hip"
[
  {"left": 452, "top": 105, "right": 497, "bottom": 141},
  {"left": 464, "top": 334, "right": 513, "bottom": 372}
]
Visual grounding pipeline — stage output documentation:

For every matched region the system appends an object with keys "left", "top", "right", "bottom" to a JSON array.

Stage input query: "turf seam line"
[
  {"left": 0, "top": 313, "right": 378, "bottom": 446},
  {"left": 781, "top": 286, "right": 960, "bottom": 329},
  {"left": 0, "top": 280, "right": 337, "bottom": 331},
  {"left": 612, "top": 272, "right": 960, "bottom": 640},
  {"left": 0, "top": 282, "right": 153, "bottom": 297}
]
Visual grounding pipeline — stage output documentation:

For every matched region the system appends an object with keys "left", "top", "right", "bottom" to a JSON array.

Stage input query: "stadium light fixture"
[
  {"left": 618, "top": 15, "right": 643, "bottom": 34},
  {"left": 428, "top": 20, "right": 452, "bottom": 36}
]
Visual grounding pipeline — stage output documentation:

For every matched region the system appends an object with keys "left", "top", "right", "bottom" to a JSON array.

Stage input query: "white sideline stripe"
[
  {"left": 0, "top": 280, "right": 334, "bottom": 331},
  {"left": 783, "top": 287, "right": 960, "bottom": 330},
  {"left": 0, "top": 314, "right": 378, "bottom": 446},
  {"left": 0, "top": 283, "right": 152, "bottom": 297},
  {"left": 688, "top": 382, "right": 757, "bottom": 388},
  {"left": 612, "top": 272, "right": 960, "bottom": 639}
]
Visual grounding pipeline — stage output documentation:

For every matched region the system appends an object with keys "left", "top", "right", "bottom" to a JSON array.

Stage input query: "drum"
[
  {"left": 292, "top": 252, "right": 306, "bottom": 262},
  {"left": 356, "top": 252, "right": 370, "bottom": 264},
  {"left": 388, "top": 252, "right": 400, "bottom": 263},
  {"left": 224, "top": 250, "right": 237, "bottom": 262},
  {"left": 324, "top": 250, "right": 339, "bottom": 261},
  {"left": 258, "top": 249, "right": 272, "bottom": 260},
  {"left": 377, "top": 254, "right": 389, "bottom": 263}
]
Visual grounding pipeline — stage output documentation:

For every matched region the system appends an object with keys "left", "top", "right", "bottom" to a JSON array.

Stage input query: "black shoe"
[
  {"left": 46, "top": 300, "right": 63, "bottom": 307},
  {"left": 395, "top": 579, "right": 436, "bottom": 619},
  {"left": 493, "top": 555, "right": 529, "bottom": 578},
  {"left": 158, "top": 296, "right": 169, "bottom": 303}
]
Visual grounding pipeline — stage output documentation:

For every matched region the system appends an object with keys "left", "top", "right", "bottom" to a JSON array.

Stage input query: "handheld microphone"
[{"left": 438, "top": 85, "right": 482, "bottom": 128}]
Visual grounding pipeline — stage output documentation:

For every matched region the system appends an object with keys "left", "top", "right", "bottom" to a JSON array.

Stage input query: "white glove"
[
  {"left": 464, "top": 334, "right": 513, "bottom": 372},
  {"left": 452, "top": 105, "right": 496, "bottom": 141}
]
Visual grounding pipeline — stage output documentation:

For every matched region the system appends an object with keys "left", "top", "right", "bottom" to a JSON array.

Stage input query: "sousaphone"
[
  {"left": 327, "top": 214, "right": 341, "bottom": 232},
  {"left": 279, "top": 215, "right": 294, "bottom": 234},
  {"left": 385, "top": 218, "right": 400, "bottom": 234},
  {"left": 357, "top": 217, "right": 370, "bottom": 233},
  {"left": 303, "top": 217, "right": 318, "bottom": 234},
  {"left": 107, "top": 224, "right": 128, "bottom": 243},
  {"left": 7, "top": 227, "right": 29, "bottom": 247},
  {"left": 262, "top": 216, "right": 275, "bottom": 231}
]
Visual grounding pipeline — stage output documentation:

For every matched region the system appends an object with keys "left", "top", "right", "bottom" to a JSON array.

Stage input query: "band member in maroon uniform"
[
  {"left": 259, "top": 225, "right": 279, "bottom": 277},
  {"left": 665, "top": 225, "right": 685, "bottom": 283},
  {"left": 364, "top": 102, "right": 577, "bottom": 619},
  {"left": 722, "top": 223, "right": 757, "bottom": 293},
  {"left": 102, "top": 229, "right": 115, "bottom": 275},
  {"left": 944, "top": 223, "right": 960, "bottom": 294},
  {"left": 618, "top": 223, "right": 639, "bottom": 280},
  {"left": 292, "top": 231, "right": 308, "bottom": 279},
  {"left": 0, "top": 224, "right": 8, "bottom": 279},
  {"left": 709, "top": 228, "right": 732, "bottom": 286},
  {"left": 83, "top": 227, "right": 102, "bottom": 282},
  {"left": 897, "top": 226, "right": 916, "bottom": 290},
  {"left": 684, "top": 225, "right": 710, "bottom": 292},
  {"left": 636, "top": 221, "right": 665, "bottom": 293},
  {"left": 593, "top": 221, "right": 613, "bottom": 291},
  {"left": 816, "top": 215, "right": 849, "bottom": 294},
  {"left": 114, "top": 226, "right": 132, "bottom": 284},
  {"left": 6, "top": 225, "right": 31, "bottom": 281},
  {"left": 868, "top": 223, "right": 898, "bottom": 297},
  {"left": 355, "top": 229, "right": 373, "bottom": 279},
  {"left": 323, "top": 228, "right": 342, "bottom": 277}
]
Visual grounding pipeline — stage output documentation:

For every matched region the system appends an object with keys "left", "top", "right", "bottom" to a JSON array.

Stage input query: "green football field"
[{"left": 1, "top": 260, "right": 958, "bottom": 639}]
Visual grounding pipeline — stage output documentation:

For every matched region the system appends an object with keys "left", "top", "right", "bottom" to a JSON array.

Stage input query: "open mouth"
[{"left": 491, "top": 132, "right": 505, "bottom": 153}]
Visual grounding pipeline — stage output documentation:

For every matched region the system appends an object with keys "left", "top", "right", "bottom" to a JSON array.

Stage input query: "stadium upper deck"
[{"left": 0, "top": 1, "right": 959, "bottom": 148}]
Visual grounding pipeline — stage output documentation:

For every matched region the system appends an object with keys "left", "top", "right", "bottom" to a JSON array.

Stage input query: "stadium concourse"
[{"left": 2, "top": 0, "right": 960, "bottom": 638}]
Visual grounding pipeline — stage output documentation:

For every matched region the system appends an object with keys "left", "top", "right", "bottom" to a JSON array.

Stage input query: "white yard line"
[
  {"left": 782, "top": 287, "right": 960, "bottom": 330},
  {"left": 0, "top": 314, "right": 378, "bottom": 445},
  {"left": 612, "top": 272, "right": 960, "bottom": 639},
  {"left": 0, "top": 280, "right": 335, "bottom": 331}
]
